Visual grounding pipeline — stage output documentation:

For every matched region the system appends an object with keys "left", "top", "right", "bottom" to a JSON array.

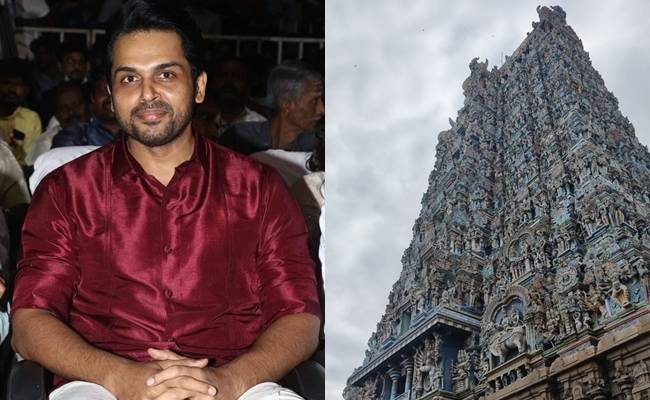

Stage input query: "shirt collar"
[{"left": 111, "top": 131, "right": 208, "bottom": 181}]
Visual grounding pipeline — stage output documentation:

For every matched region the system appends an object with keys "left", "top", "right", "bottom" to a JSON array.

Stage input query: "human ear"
[
  {"left": 281, "top": 99, "right": 294, "bottom": 115},
  {"left": 194, "top": 71, "right": 207, "bottom": 104}
]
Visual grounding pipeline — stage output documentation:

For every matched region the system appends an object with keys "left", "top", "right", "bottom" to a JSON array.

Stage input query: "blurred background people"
[
  {"left": 208, "top": 57, "right": 266, "bottom": 138},
  {"left": 219, "top": 61, "right": 324, "bottom": 155},
  {"left": 25, "top": 81, "right": 88, "bottom": 165},
  {"left": 37, "top": 39, "right": 89, "bottom": 124},
  {"left": 0, "top": 58, "right": 41, "bottom": 165},
  {"left": 57, "top": 40, "right": 89, "bottom": 84},
  {"left": 29, "top": 34, "right": 62, "bottom": 103},
  {"left": 52, "top": 74, "right": 118, "bottom": 147},
  {"left": 0, "top": 140, "right": 30, "bottom": 209}
]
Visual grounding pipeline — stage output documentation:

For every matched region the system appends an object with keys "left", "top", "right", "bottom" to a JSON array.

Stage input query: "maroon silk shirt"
[{"left": 13, "top": 134, "right": 320, "bottom": 378}]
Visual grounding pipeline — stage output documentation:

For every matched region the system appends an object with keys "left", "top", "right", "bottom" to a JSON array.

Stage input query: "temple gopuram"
[{"left": 344, "top": 6, "right": 650, "bottom": 400}]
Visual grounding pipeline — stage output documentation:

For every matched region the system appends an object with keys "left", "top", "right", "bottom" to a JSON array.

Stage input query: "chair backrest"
[{"left": 6, "top": 359, "right": 49, "bottom": 400}]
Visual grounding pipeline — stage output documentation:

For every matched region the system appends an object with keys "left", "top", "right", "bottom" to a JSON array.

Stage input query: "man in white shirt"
[
  {"left": 25, "top": 82, "right": 88, "bottom": 166},
  {"left": 209, "top": 57, "right": 266, "bottom": 138}
]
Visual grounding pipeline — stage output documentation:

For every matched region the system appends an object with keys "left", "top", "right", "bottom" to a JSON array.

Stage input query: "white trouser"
[{"left": 49, "top": 381, "right": 305, "bottom": 400}]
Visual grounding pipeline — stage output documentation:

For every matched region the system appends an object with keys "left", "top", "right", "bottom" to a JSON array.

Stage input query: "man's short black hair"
[
  {"left": 0, "top": 58, "right": 32, "bottom": 87},
  {"left": 57, "top": 40, "right": 88, "bottom": 62},
  {"left": 212, "top": 56, "right": 249, "bottom": 76},
  {"left": 53, "top": 81, "right": 86, "bottom": 102},
  {"left": 29, "top": 34, "right": 60, "bottom": 54},
  {"left": 105, "top": 0, "right": 205, "bottom": 85}
]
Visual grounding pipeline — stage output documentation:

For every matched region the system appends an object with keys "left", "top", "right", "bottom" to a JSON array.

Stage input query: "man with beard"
[
  {"left": 218, "top": 62, "right": 323, "bottom": 156},
  {"left": 57, "top": 41, "right": 89, "bottom": 84},
  {"left": 25, "top": 82, "right": 90, "bottom": 165},
  {"left": 52, "top": 75, "right": 121, "bottom": 147},
  {"left": 0, "top": 58, "right": 42, "bottom": 165},
  {"left": 209, "top": 57, "right": 265, "bottom": 139},
  {"left": 11, "top": 1, "right": 320, "bottom": 399}
]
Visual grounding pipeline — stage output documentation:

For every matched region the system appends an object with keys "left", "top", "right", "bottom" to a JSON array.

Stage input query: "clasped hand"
[{"left": 109, "top": 348, "right": 242, "bottom": 400}]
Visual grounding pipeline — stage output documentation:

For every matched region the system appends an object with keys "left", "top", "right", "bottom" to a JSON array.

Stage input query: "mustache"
[{"left": 131, "top": 100, "right": 173, "bottom": 117}]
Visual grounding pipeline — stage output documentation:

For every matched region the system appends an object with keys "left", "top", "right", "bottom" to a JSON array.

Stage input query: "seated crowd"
[{"left": 0, "top": 9, "right": 324, "bottom": 396}]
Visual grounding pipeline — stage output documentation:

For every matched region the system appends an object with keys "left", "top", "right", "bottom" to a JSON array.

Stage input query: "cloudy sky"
[{"left": 325, "top": 1, "right": 650, "bottom": 398}]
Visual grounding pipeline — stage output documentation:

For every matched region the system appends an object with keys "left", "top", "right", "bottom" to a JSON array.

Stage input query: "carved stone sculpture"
[
  {"left": 488, "top": 309, "right": 526, "bottom": 365},
  {"left": 346, "top": 5, "right": 650, "bottom": 400}
]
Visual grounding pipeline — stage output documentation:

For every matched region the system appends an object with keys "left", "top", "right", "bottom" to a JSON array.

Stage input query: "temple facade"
[{"left": 344, "top": 6, "right": 650, "bottom": 400}]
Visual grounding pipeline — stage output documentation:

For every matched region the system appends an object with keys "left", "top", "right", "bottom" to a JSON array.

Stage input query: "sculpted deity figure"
[
  {"left": 556, "top": 234, "right": 566, "bottom": 253},
  {"left": 468, "top": 285, "right": 481, "bottom": 307},
  {"left": 488, "top": 308, "right": 526, "bottom": 365},
  {"left": 416, "top": 295, "right": 426, "bottom": 314},
  {"left": 429, "top": 368, "right": 443, "bottom": 391},
  {"left": 368, "top": 332, "right": 379, "bottom": 350},
  {"left": 636, "top": 262, "right": 650, "bottom": 298},
  {"left": 415, "top": 337, "right": 442, "bottom": 393},
  {"left": 410, "top": 286, "right": 426, "bottom": 315},
  {"left": 580, "top": 212, "right": 595, "bottom": 236},
  {"left": 548, "top": 306, "right": 564, "bottom": 337},
  {"left": 562, "top": 233, "right": 573, "bottom": 251},
  {"left": 587, "top": 154, "right": 599, "bottom": 175},
  {"left": 599, "top": 206, "right": 610, "bottom": 225},
  {"left": 586, "top": 285, "right": 608, "bottom": 318},
  {"left": 633, "top": 361, "right": 650, "bottom": 385},
  {"left": 558, "top": 299, "right": 577, "bottom": 336},
  {"left": 452, "top": 349, "right": 471, "bottom": 390},
  {"left": 499, "top": 312, "right": 511, "bottom": 329},
  {"left": 439, "top": 286, "right": 456, "bottom": 307},
  {"left": 483, "top": 284, "right": 492, "bottom": 306},
  {"left": 533, "top": 250, "right": 545, "bottom": 271},
  {"left": 360, "top": 376, "right": 378, "bottom": 399},
  {"left": 618, "top": 261, "right": 634, "bottom": 281},
  {"left": 615, "top": 205, "right": 625, "bottom": 225},
  {"left": 342, "top": 385, "right": 361, "bottom": 400},
  {"left": 610, "top": 277, "right": 630, "bottom": 309},
  {"left": 572, "top": 310, "right": 586, "bottom": 331},
  {"left": 483, "top": 320, "right": 496, "bottom": 340}
]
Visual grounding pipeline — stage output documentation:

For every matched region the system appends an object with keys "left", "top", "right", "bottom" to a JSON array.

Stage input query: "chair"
[{"left": 6, "top": 360, "right": 48, "bottom": 400}]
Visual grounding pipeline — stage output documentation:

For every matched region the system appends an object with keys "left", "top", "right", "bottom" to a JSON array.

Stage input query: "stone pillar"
[
  {"left": 387, "top": 367, "right": 401, "bottom": 400},
  {"left": 402, "top": 357, "right": 415, "bottom": 399}
]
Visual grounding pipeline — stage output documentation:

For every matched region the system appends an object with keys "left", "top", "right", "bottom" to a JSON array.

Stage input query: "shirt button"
[
  {"left": 163, "top": 245, "right": 172, "bottom": 254},
  {"left": 164, "top": 289, "right": 173, "bottom": 298}
]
